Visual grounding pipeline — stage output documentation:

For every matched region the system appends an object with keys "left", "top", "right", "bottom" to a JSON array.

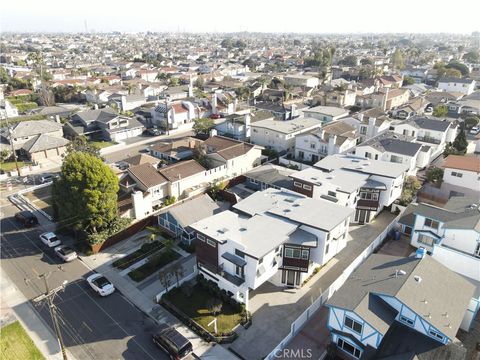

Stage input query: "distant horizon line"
[{"left": 1, "top": 30, "right": 478, "bottom": 36}]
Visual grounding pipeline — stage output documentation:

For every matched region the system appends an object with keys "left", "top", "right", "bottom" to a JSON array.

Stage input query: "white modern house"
[
  {"left": 250, "top": 117, "right": 323, "bottom": 154},
  {"left": 398, "top": 196, "right": 480, "bottom": 282},
  {"left": 390, "top": 117, "right": 457, "bottom": 160},
  {"left": 437, "top": 77, "right": 476, "bottom": 95},
  {"left": 442, "top": 155, "right": 480, "bottom": 191},
  {"left": 151, "top": 100, "right": 198, "bottom": 130},
  {"left": 326, "top": 253, "right": 476, "bottom": 359},
  {"left": 353, "top": 131, "right": 428, "bottom": 175},
  {"left": 290, "top": 154, "right": 409, "bottom": 224},
  {"left": 294, "top": 121, "right": 358, "bottom": 163},
  {"left": 284, "top": 74, "right": 319, "bottom": 88},
  {"left": 342, "top": 109, "right": 393, "bottom": 143},
  {"left": 190, "top": 188, "right": 353, "bottom": 308}
]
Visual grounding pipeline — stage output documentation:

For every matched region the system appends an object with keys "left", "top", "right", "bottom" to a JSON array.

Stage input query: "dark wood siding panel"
[
  {"left": 291, "top": 180, "right": 314, "bottom": 197},
  {"left": 195, "top": 232, "right": 219, "bottom": 272}
]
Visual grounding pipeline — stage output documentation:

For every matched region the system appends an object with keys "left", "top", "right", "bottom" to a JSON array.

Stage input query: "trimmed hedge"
[
  {"left": 128, "top": 249, "right": 180, "bottom": 282},
  {"left": 112, "top": 241, "right": 164, "bottom": 270}
]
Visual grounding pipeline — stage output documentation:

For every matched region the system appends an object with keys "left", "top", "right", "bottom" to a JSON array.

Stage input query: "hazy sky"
[{"left": 1, "top": 0, "right": 479, "bottom": 34}]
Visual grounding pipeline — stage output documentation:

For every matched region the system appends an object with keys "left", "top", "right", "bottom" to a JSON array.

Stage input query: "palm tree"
[
  {"left": 171, "top": 262, "right": 184, "bottom": 287},
  {"left": 159, "top": 269, "right": 172, "bottom": 292}
]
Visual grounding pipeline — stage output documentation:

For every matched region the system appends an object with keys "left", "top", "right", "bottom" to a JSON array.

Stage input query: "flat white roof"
[
  {"left": 291, "top": 167, "right": 371, "bottom": 194},
  {"left": 190, "top": 210, "right": 297, "bottom": 259},
  {"left": 234, "top": 188, "right": 354, "bottom": 232},
  {"left": 315, "top": 154, "right": 409, "bottom": 178},
  {"left": 303, "top": 106, "right": 349, "bottom": 117},
  {"left": 251, "top": 117, "right": 322, "bottom": 134}
]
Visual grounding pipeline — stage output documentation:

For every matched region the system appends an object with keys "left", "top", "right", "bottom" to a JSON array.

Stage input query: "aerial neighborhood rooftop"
[{"left": 1, "top": 23, "right": 480, "bottom": 360}]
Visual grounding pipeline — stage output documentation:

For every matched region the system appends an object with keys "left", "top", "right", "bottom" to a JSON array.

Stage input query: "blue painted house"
[
  {"left": 157, "top": 194, "right": 223, "bottom": 243},
  {"left": 326, "top": 252, "right": 475, "bottom": 359}
]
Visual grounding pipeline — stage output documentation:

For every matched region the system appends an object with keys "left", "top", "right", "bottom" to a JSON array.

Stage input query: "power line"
[{"left": 34, "top": 270, "right": 69, "bottom": 360}]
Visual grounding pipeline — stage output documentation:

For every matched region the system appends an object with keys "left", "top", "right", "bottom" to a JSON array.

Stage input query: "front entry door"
[
  {"left": 358, "top": 210, "right": 367, "bottom": 224},
  {"left": 286, "top": 271, "right": 296, "bottom": 287}
]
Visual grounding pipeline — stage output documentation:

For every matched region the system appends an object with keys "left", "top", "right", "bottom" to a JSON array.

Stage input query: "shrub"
[{"left": 128, "top": 249, "right": 180, "bottom": 282}]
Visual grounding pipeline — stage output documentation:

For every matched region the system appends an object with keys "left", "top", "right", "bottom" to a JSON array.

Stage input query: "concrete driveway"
[{"left": 229, "top": 211, "right": 398, "bottom": 360}]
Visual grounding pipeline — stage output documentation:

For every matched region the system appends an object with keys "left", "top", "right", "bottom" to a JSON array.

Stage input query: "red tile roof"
[{"left": 443, "top": 155, "right": 480, "bottom": 173}]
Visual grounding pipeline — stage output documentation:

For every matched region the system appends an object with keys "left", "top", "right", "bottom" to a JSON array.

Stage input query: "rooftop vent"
[
  {"left": 414, "top": 275, "right": 422, "bottom": 283},
  {"left": 218, "top": 228, "right": 229, "bottom": 234},
  {"left": 239, "top": 228, "right": 247, "bottom": 232},
  {"left": 293, "top": 204, "right": 300, "bottom": 207},
  {"left": 283, "top": 209, "right": 291, "bottom": 213}
]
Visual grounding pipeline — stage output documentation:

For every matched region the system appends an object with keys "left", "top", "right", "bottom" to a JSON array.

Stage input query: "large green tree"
[
  {"left": 433, "top": 104, "right": 448, "bottom": 118},
  {"left": 391, "top": 49, "right": 405, "bottom": 70},
  {"left": 65, "top": 136, "right": 102, "bottom": 159},
  {"left": 452, "top": 127, "right": 468, "bottom": 153},
  {"left": 192, "top": 117, "right": 214, "bottom": 136},
  {"left": 52, "top": 152, "right": 119, "bottom": 234}
]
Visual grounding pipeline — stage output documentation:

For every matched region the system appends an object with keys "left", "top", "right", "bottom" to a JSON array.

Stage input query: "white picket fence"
[{"left": 264, "top": 213, "right": 401, "bottom": 360}]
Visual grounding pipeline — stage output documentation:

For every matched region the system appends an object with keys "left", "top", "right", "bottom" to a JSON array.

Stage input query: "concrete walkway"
[{"left": 230, "top": 211, "right": 397, "bottom": 360}]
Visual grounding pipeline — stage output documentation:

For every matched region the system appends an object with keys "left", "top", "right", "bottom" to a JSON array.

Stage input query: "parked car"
[
  {"left": 40, "top": 232, "right": 62, "bottom": 248},
  {"left": 152, "top": 324, "right": 193, "bottom": 360},
  {"left": 469, "top": 126, "right": 480, "bottom": 135},
  {"left": 140, "top": 146, "right": 151, "bottom": 153},
  {"left": 40, "top": 174, "right": 56, "bottom": 183},
  {"left": 54, "top": 245, "right": 78, "bottom": 262},
  {"left": 14, "top": 211, "right": 38, "bottom": 227},
  {"left": 144, "top": 128, "right": 163, "bottom": 136},
  {"left": 210, "top": 113, "right": 221, "bottom": 119},
  {"left": 115, "top": 161, "right": 129, "bottom": 170},
  {"left": 86, "top": 274, "right": 115, "bottom": 296},
  {"left": 424, "top": 106, "right": 433, "bottom": 114}
]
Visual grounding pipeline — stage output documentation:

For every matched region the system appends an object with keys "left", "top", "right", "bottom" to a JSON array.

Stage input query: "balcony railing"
[{"left": 416, "top": 136, "right": 441, "bottom": 145}]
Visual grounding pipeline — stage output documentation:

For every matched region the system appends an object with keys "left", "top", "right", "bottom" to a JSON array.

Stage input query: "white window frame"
[
  {"left": 293, "top": 181, "right": 302, "bottom": 188},
  {"left": 337, "top": 338, "right": 361, "bottom": 359},
  {"left": 303, "top": 184, "right": 312, "bottom": 191},
  {"left": 197, "top": 233, "right": 205, "bottom": 241},
  {"left": 428, "top": 329, "right": 444, "bottom": 341},
  {"left": 206, "top": 239, "right": 216, "bottom": 247},
  {"left": 344, "top": 316, "right": 363, "bottom": 334}
]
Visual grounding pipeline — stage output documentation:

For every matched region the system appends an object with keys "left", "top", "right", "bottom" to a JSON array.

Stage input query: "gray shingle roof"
[
  {"left": 164, "top": 194, "right": 222, "bottom": 228},
  {"left": 412, "top": 197, "right": 480, "bottom": 231},
  {"left": 246, "top": 164, "right": 296, "bottom": 189},
  {"left": 20, "top": 134, "right": 69, "bottom": 153},
  {"left": 72, "top": 108, "right": 118, "bottom": 124},
  {"left": 412, "top": 117, "right": 451, "bottom": 132},
  {"left": 326, "top": 254, "right": 475, "bottom": 340},
  {"left": 358, "top": 131, "right": 422, "bottom": 157},
  {"left": 10, "top": 120, "right": 63, "bottom": 138}
]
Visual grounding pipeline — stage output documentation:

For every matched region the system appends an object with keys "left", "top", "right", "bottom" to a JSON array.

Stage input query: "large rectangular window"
[
  {"left": 418, "top": 235, "right": 435, "bottom": 247},
  {"left": 344, "top": 316, "right": 363, "bottom": 334},
  {"left": 337, "top": 338, "right": 361, "bottom": 359}
]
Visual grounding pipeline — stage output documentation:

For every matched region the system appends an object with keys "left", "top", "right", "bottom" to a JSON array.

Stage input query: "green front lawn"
[
  {"left": 164, "top": 284, "right": 243, "bottom": 335},
  {"left": 128, "top": 249, "right": 180, "bottom": 282},
  {"left": 89, "top": 141, "right": 117, "bottom": 149},
  {"left": 0, "top": 161, "right": 27, "bottom": 172},
  {"left": 0, "top": 321, "right": 45, "bottom": 360}
]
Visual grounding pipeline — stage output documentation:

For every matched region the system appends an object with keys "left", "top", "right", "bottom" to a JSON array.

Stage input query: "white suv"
[{"left": 39, "top": 232, "right": 62, "bottom": 248}]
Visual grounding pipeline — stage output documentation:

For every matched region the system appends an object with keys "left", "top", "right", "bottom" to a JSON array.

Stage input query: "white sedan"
[
  {"left": 86, "top": 274, "right": 115, "bottom": 297},
  {"left": 40, "top": 232, "right": 62, "bottom": 248},
  {"left": 54, "top": 245, "right": 78, "bottom": 262}
]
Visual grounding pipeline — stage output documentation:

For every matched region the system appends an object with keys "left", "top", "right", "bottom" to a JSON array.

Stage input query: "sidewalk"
[
  {"left": 79, "top": 231, "right": 236, "bottom": 359},
  {"left": 0, "top": 267, "right": 77, "bottom": 360}
]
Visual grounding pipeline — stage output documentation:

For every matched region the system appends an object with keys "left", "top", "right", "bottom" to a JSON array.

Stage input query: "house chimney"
[
  {"left": 209, "top": 128, "right": 218, "bottom": 138},
  {"left": 368, "top": 117, "right": 376, "bottom": 127},
  {"left": 188, "top": 75, "right": 193, "bottom": 97},
  {"left": 94, "top": 103, "right": 99, "bottom": 110},
  {"left": 55, "top": 115, "right": 61, "bottom": 123},
  {"left": 357, "top": 113, "right": 364, "bottom": 122},
  {"left": 328, "top": 134, "right": 337, "bottom": 154},
  {"left": 212, "top": 93, "right": 218, "bottom": 114},
  {"left": 290, "top": 104, "right": 297, "bottom": 119}
]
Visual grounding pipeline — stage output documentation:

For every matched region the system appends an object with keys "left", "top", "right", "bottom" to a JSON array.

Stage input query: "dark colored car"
[
  {"left": 144, "top": 128, "right": 163, "bottom": 136},
  {"left": 15, "top": 211, "right": 38, "bottom": 227},
  {"left": 152, "top": 325, "right": 193, "bottom": 360},
  {"left": 210, "top": 113, "right": 221, "bottom": 119}
]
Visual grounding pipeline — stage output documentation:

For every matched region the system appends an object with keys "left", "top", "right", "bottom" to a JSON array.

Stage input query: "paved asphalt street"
[{"left": 0, "top": 203, "right": 168, "bottom": 360}]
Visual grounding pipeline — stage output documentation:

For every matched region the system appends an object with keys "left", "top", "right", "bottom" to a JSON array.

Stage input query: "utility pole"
[
  {"left": 165, "top": 95, "right": 170, "bottom": 136},
  {"left": 37, "top": 273, "right": 68, "bottom": 360}
]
